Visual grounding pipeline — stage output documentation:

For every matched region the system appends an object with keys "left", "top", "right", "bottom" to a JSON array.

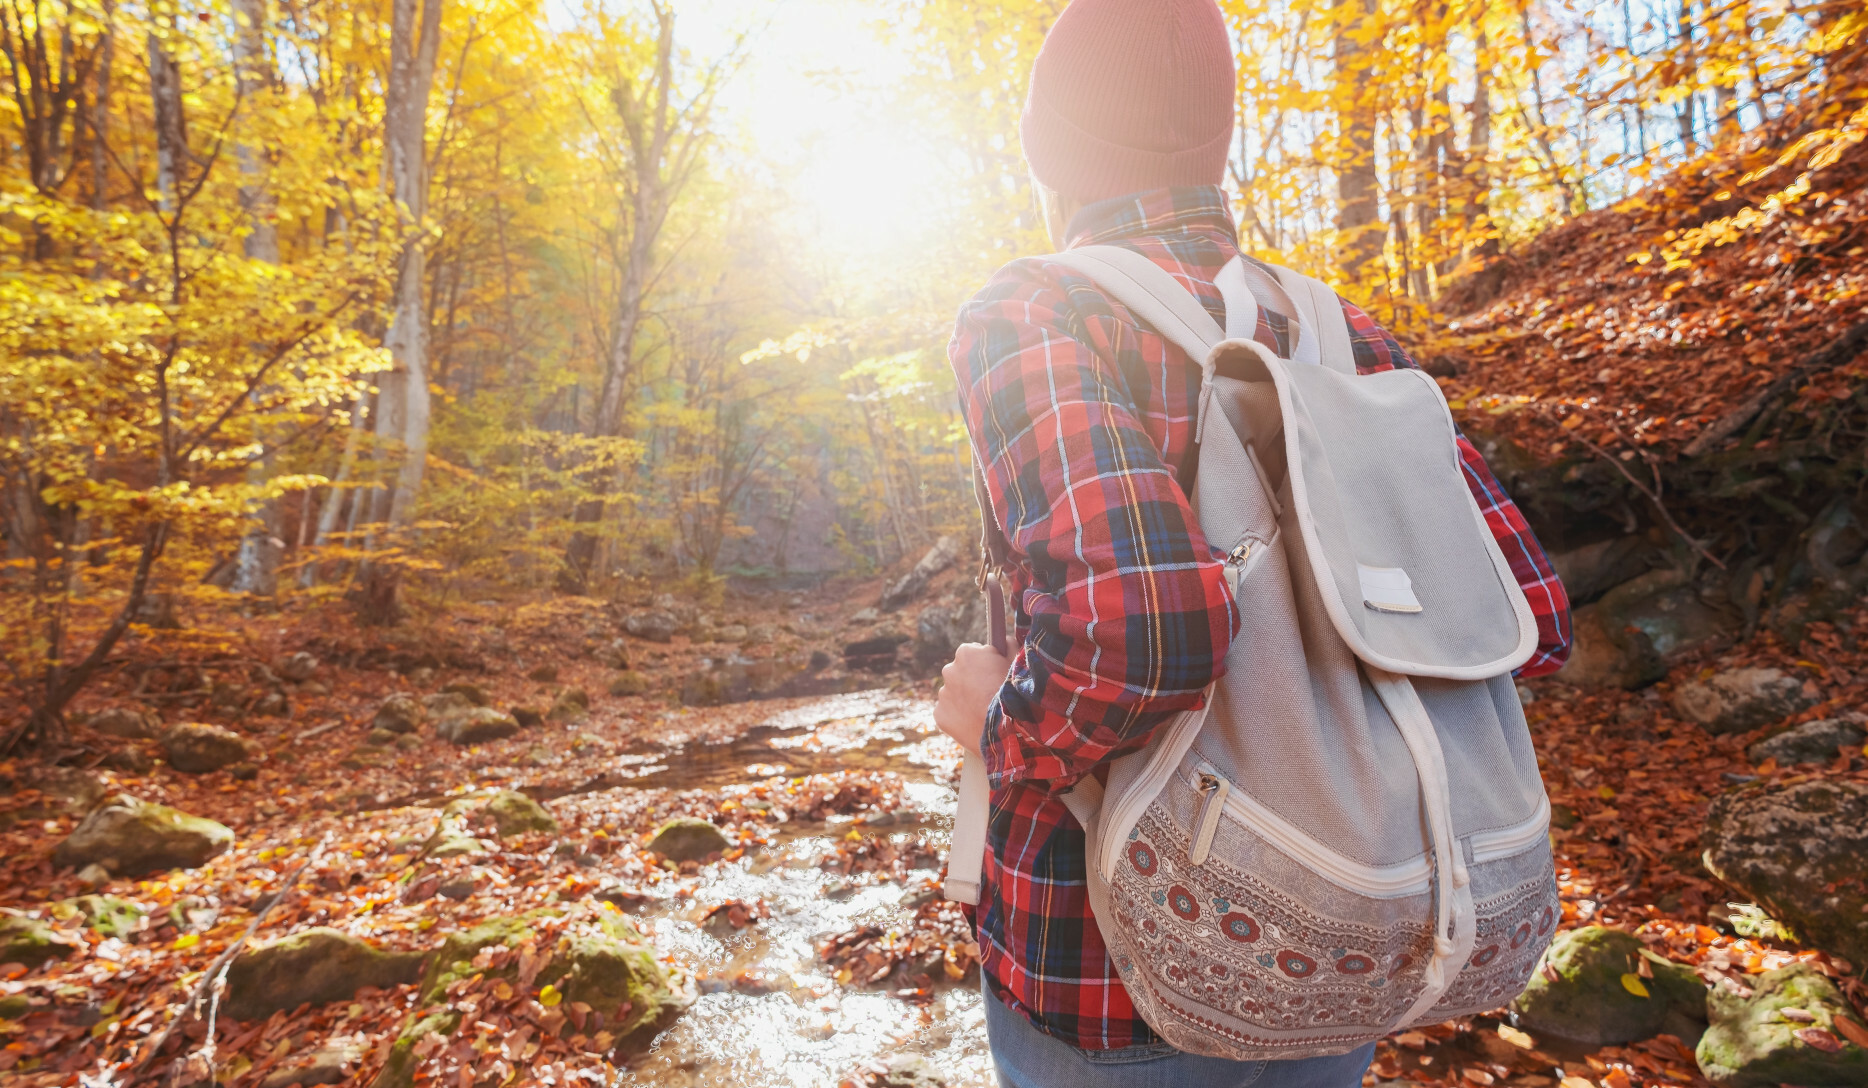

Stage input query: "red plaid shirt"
[{"left": 947, "top": 187, "right": 1572, "bottom": 1051}]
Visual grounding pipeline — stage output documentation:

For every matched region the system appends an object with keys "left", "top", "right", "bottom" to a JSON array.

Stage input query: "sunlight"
[{"left": 685, "top": 0, "right": 952, "bottom": 260}]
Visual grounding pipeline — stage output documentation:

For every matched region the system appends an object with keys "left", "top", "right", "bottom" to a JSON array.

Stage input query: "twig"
[
  {"left": 124, "top": 847, "right": 321, "bottom": 1085},
  {"left": 1576, "top": 433, "right": 1727, "bottom": 571},
  {"left": 293, "top": 719, "right": 348, "bottom": 743}
]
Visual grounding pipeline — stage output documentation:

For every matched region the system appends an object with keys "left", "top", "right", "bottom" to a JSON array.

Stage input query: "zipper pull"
[{"left": 1189, "top": 772, "right": 1230, "bottom": 866}]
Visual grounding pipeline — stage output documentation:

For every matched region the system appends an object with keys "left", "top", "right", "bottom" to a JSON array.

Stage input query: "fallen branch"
[
  {"left": 123, "top": 846, "right": 321, "bottom": 1086},
  {"left": 293, "top": 719, "right": 349, "bottom": 743},
  {"left": 1576, "top": 434, "right": 1727, "bottom": 570},
  {"left": 1682, "top": 318, "right": 1868, "bottom": 457}
]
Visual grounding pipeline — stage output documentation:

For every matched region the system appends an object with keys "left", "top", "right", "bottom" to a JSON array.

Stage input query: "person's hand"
[{"left": 935, "top": 642, "right": 1010, "bottom": 757}]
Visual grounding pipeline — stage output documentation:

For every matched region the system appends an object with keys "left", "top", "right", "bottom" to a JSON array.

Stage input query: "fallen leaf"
[
  {"left": 538, "top": 984, "right": 562, "bottom": 1007},
  {"left": 1834, "top": 1016, "right": 1868, "bottom": 1048},
  {"left": 1497, "top": 1024, "right": 1536, "bottom": 1049},
  {"left": 1620, "top": 973, "right": 1650, "bottom": 998},
  {"left": 1795, "top": 1027, "right": 1843, "bottom": 1053}
]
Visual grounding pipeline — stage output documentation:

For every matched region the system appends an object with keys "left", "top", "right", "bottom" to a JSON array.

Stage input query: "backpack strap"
[
  {"left": 1276, "top": 268, "right": 1357, "bottom": 377},
  {"left": 1047, "top": 245, "right": 1224, "bottom": 379}
]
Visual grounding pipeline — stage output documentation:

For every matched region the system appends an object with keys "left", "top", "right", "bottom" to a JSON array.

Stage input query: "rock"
[
  {"left": 624, "top": 610, "right": 678, "bottom": 643},
  {"left": 421, "top": 690, "right": 477, "bottom": 719},
  {"left": 510, "top": 705, "right": 542, "bottom": 727},
  {"left": 254, "top": 690, "right": 289, "bottom": 717},
  {"left": 274, "top": 652, "right": 320, "bottom": 682},
  {"left": 547, "top": 687, "right": 591, "bottom": 722},
  {"left": 482, "top": 791, "right": 558, "bottom": 837},
  {"left": 914, "top": 595, "right": 987, "bottom": 671},
  {"left": 1558, "top": 568, "right": 1737, "bottom": 690},
  {"left": 34, "top": 766, "right": 106, "bottom": 817},
  {"left": 422, "top": 802, "right": 492, "bottom": 859},
  {"left": 51, "top": 895, "right": 144, "bottom": 939},
  {"left": 1747, "top": 716, "right": 1866, "bottom": 766},
  {"left": 1696, "top": 962, "right": 1868, "bottom": 1087},
  {"left": 0, "top": 915, "right": 79, "bottom": 969},
  {"left": 372, "top": 693, "right": 425, "bottom": 735},
  {"left": 54, "top": 795, "right": 233, "bottom": 876},
  {"left": 526, "top": 663, "right": 559, "bottom": 682},
  {"left": 102, "top": 747, "right": 154, "bottom": 774},
  {"left": 439, "top": 682, "right": 489, "bottom": 706},
  {"left": 297, "top": 680, "right": 330, "bottom": 697},
  {"left": 850, "top": 607, "right": 881, "bottom": 625},
  {"left": 1673, "top": 667, "right": 1818, "bottom": 735},
  {"left": 608, "top": 671, "right": 648, "bottom": 696},
  {"left": 160, "top": 722, "right": 256, "bottom": 774},
  {"left": 874, "top": 1053, "right": 946, "bottom": 1088},
  {"left": 844, "top": 633, "right": 910, "bottom": 672},
  {"left": 434, "top": 707, "right": 520, "bottom": 745},
  {"left": 746, "top": 623, "right": 777, "bottom": 644},
  {"left": 228, "top": 761, "right": 259, "bottom": 781},
  {"left": 74, "top": 863, "right": 112, "bottom": 890},
  {"left": 224, "top": 928, "right": 424, "bottom": 1021},
  {"left": 394, "top": 733, "right": 422, "bottom": 751},
  {"left": 1702, "top": 779, "right": 1868, "bottom": 967},
  {"left": 595, "top": 638, "right": 631, "bottom": 669},
  {"left": 647, "top": 817, "right": 730, "bottom": 862},
  {"left": 257, "top": 1042, "right": 365, "bottom": 1088},
  {"left": 0, "top": 994, "right": 27, "bottom": 1018},
  {"left": 717, "top": 624, "right": 749, "bottom": 643},
  {"left": 1511, "top": 926, "right": 1706, "bottom": 1044},
  {"left": 366, "top": 727, "right": 398, "bottom": 746},
  {"left": 880, "top": 535, "right": 964, "bottom": 612},
  {"left": 1549, "top": 537, "right": 1656, "bottom": 606},
  {"left": 87, "top": 707, "right": 157, "bottom": 739}
]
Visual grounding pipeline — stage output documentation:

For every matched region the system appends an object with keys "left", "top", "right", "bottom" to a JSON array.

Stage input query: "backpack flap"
[{"left": 1206, "top": 337, "right": 1537, "bottom": 679}]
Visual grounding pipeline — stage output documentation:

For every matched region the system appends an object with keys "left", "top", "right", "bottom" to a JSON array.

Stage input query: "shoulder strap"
[
  {"left": 1275, "top": 268, "right": 1357, "bottom": 377},
  {"left": 1045, "top": 245, "right": 1223, "bottom": 370}
]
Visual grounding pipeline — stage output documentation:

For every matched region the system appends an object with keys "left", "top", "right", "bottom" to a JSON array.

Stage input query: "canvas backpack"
[{"left": 944, "top": 245, "right": 1559, "bottom": 1059}]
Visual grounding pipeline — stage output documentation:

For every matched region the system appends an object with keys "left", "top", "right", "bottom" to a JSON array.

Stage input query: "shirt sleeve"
[
  {"left": 949, "top": 260, "right": 1239, "bottom": 792},
  {"left": 1339, "top": 296, "right": 1573, "bottom": 677}
]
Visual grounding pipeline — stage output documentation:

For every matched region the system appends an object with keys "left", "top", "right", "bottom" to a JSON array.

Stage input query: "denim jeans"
[{"left": 983, "top": 982, "right": 1376, "bottom": 1088}]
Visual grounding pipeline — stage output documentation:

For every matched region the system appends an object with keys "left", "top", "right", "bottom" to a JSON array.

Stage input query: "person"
[{"left": 931, "top": 1, "right": 1574, "bottom": 1085}]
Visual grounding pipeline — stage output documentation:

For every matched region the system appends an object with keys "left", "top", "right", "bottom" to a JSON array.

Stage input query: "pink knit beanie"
[{"left": 1020, "top": 0, "right": 1237, "bottom": 205}]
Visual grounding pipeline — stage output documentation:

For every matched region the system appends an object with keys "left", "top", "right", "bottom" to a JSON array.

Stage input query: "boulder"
[
  {"left": 527, "top": 663, "right": 560, "bottom": 682},
  {"left": 1549, "top": 537, "right": 1656, "bottom": 606},
  {"left": 51, "top": 894, "right": 145, "bottom": 939},
  {"left": 1702, "top": 779, "right": 1868, "bottom": 966},
  {"left": 1511, "top": 926, "right": 1706, "bottom": 1045},
  {"left": 0, "top": 915, "right": 79, "bottom": 969},
  {"left": 422, "top": 802, "right": 493, "bottom": 859},
  {"left": 87, "top": 707, "right": 157, "bottom": 739},
  {"left": 716, "top": 624, "right": 749, "bottom": 643},
  {"left": 914, "top": 595, "right": 987, "bottom": 672},
  {"left": 547, "top": 687, "right": 590, "bottom": 723},
  {"left": 439, "top": 682, "right": 489, "bottom": 707},
  {"left": 372, "top": 911, "right": 690, "bottom": 1088},
  {"left": 1559, "top": 570, "right": 1737, "bottom": 689},
  {"left": 274, "top": 651, "right": 320, "bottom": 682},
  {"left": 844, "top": 633, "right": 910, "bottom": 672},
  {"left": 1673, "top": 666, "right": 1817, "bottom": 735},
  {"left": 421, "top": 691, "right": 477, "bottom": 719},
  {"left": 161, "top": 722, "right": 257, "bottom": 774},
  {"left": 1696, "top": 962, "right": 1868, "bottom": 1086},
  {"left": 1747, "top": 716, "right": 1865, "bottom": 766},
  {"left": 372, "top": 693, "right": 425, "bottom": 735},
  {"left": 880, "top": 535, "right": 963, "bottom": 612},
  {"left": 482, "top": 791, "right": 557, "bottom": 837},
  {"left": 608, "top": 671, "right": 649, "bottom": 697},
  {"left": 624, "top": 610, "right": 678, "bottom": 643},
  {"left": 435, "top": 707, "right": 520, "bottom": 745},
  {"left": 224, "top": 928, "right": 424, "bottom": 1021},
  {"left": 53, "top": 795, "right": 233, "bottom": 876},
  {"left": 647, "top": 817, "right": 730, "bottom": 862}
]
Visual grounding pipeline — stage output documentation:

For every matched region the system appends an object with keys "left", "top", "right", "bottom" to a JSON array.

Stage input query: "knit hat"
[{"left": 1020, "top": 0, "right": 1236, "bottom": 205}]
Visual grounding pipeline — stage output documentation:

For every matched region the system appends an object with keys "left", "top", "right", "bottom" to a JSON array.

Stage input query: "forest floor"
[{"left": 1, "top": 571, "right": 1866, "bottom": 1088}]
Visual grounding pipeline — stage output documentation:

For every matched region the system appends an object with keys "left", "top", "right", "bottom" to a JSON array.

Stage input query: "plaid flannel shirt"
[{"left": 947, "top": 186, "right": 1572, "bottom": 1051}]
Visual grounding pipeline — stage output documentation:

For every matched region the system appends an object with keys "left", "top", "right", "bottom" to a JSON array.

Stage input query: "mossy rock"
[
  {"left": 161, "top": 722, "right": 257, "bottom": 774},
  {"left": 547, "top": 687, "right": 591, "bottom": 722},
  {"left": 50, "top": 895, "right": 144, "bottom": 940},
  {"left": 608, "top": 671, "right": 649, "bottom": 697},
  {"left": 434, "top": 707, "right": 519, "bottom": 745},
  {"left": 0, "top": 994, "right": 28, "bottom": 1019},
  {"left": 0, "top": 915, "right": 78, "bottom": 969},
  {"left": 52, "top": 794, "right": 233, "bottom": 877},
  {"left": 372, "top": 693, "right": 426, "bottom": 735},
  {"left": 421, "top": 802, "right": 492, "bottom": 859},
  {"left": 483, "top": 790, "right": 558, "bottom": 837},
  {"left": 439, "top": 683, "right": 489, "bottom": 707},
  {"left": 1702, "top": 779, "right": 1868, "bottom": 968},
  {"left": 224, "top": 927, "right": 425, "bottom": 1021},
  {"left": 647, "top": 816, "right": 730, "bottom": 862},
  {"left": 537, "top": 923, "right": 692, "bottom": 1055},
  {"left": 415, "top": 913, "right": 554, "bottom": 1004},
  {"left": 369, "top": 1007, "right": 462, "bottom": 1088},
  {"left": 1512, "top": 926, "right": 1706, "bottom": 1045},
  {"left": 1696, "top": 962, "right": 1868, "bottom": 1086}
]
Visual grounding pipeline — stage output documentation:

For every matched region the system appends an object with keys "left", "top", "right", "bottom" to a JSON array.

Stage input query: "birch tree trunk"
[
  {"left": 1332, "top": 0, "right": 1383, "bottom": 286},
  {"left": 357, "top": 0, "right": 443, "bottom": 622}
]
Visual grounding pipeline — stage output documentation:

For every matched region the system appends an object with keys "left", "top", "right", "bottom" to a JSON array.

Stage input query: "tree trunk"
[
  {"left": 146, "top": 32, "right": 186, "bottom": 212},
  {"left": 356, "top": 0, "right": 444, "bottom": 624},
  {"left": 1332, "top": 0, "right": 1383, "bottom": 285}
]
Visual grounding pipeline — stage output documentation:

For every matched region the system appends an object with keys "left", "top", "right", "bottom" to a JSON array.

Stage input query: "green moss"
[
  {"left": 368, "top": 1008, "right": 461, "bottom": 1088},
  {"left": 224, "top": 928, "right": 425, "bottom": 1021},
  {"left": 416, "top": 912, "right": 555, "bottom": 1004},
  {"left": 538, "top": 927, "right": 690, "bottom": 1055},
  {"left": 1511, "top": 926, "right": 1706, "bottom": 1045},
  {"left": 483, "top": 790, "right": 558, "bottom": 837},
  {"left": 1696, "top": 963, "right": 1868, "bottom": 1087},
  {"left": 0, "top": 916, "right": 76, "bottom": 969},
  {"left": 51, "top": 895, "right": 144, "bottom": 940},
  {"left": 647, "top": 817, "right": 729, "bottom": 862},
  {"left": 0, "top": 994, "right": 29, "bottom": 1019}
]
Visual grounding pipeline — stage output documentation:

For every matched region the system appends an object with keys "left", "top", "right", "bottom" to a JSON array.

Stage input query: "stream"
[{"left": 602, "top": 690, "right": 997, "bottom": 1088}]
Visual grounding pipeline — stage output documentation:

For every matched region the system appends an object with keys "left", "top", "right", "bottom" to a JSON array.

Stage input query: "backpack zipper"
[{"left": 1188, "top": 772, "right": 1230, "bottom": 866}]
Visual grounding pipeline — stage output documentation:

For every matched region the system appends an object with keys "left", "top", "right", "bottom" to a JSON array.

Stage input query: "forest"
[{"left": 2, "top": 0, "right": 1867, "bottom": 1084}]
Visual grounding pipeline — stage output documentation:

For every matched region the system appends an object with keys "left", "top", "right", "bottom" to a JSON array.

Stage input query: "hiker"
[{"left": 932, "top": 0, "right": 1574, "bottom": 1085}]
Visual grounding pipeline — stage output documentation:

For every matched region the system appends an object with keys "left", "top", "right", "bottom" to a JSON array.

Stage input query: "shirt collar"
[{"left": 1063, "top": 186, "right": 1240, "bottom": 250}]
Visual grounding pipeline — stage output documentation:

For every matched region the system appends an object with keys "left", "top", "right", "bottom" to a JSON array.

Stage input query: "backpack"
[{"left": 944, "top": 246, "right": 1558, "bottom": 1059}]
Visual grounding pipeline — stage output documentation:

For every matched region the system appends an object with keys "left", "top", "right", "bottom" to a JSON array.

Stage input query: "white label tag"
[{"left": 1358, "top": 564, "right": 1422, "bottom": 614}]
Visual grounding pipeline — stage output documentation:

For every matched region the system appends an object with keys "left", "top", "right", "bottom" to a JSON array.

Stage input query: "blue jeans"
[{"left": 983, "top": 982, "right": 1376, "bottom": 1088}]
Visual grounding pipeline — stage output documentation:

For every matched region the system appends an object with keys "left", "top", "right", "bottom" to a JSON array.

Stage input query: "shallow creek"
[{"left": 607, "top": 690, "right": 996, "bottom": 1088}]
